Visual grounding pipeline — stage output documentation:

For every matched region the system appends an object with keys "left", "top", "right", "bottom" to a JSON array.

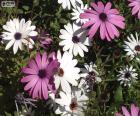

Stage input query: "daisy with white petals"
[
  {"left": 59, "top": 23, "right": 91, "bottom": 57},
  {"left": 71, "top": 2, "right": 88, "bottom": 24},
  {"left": 55, "top": 88, "right": 88, "bottom": 116},
  {"left": 117, "top": 66, "right": 138, "bottom": 87},
  {"left": 2, "top": 18, "right": 38, "bottom": 54},
  {"left": 124, "top": 33, "right": 140, "bottom": 60},
  {"left": 54, "top": 51, "right": 81, "bottom": 93},
  {"left": 79, "top": 62, "right": 102, "bottom": 92},
  {"left": 58, "top": 0, "right": 82, "bottom": 10}
]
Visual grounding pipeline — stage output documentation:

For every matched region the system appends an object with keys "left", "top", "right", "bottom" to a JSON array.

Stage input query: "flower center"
[
  {"left": 72, "top": 36, "right": 79, "bottom": 43},
  {"left": 89, "top": 71, "right": 95, "bottom": 76},
  {"left": 38, "top": 69, "right": 47, "bottom": 78},
  {"left": 48, "top": 57, "right": 53, "bottom": 62},
  {"left": 124, "top": 72, "right": 131, "bottom": 78},
  {"left": 99, "top": 13, "right": 107, "bottom": 22},
  {"left": 14, "top": 32, "right": 22, "bottom": 40},
  {"left": 70, "top": 98, "right": 78, "bottom": 111},
  {"left": 135, "top": 45, "right": 140, "bottom": 52},
  {"left": 57, "top": 68, "right": 64, "bottom": 77}
]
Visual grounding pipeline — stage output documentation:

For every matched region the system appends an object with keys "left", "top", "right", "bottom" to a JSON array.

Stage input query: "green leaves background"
[{"left": 0, "top": 0, "right": 140, "bottom": 115}]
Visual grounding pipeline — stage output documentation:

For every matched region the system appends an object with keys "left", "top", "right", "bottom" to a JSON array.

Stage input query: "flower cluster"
[{"left": 1, "top": 0, "right": 140, "bottom": 115}]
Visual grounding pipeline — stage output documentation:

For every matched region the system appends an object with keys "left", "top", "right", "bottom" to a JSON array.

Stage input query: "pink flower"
[
  {"left": 116, "top": 104, "right": 140, "bottom": 116},
  {"left": 128, "top": 0, "right": 140, "bottom": 19},
  {"left": 80, "top": 2, "right": 125, "bottom": 41},
  {"left": 21, "top": 52, "right": 60, "bottom": 100}
]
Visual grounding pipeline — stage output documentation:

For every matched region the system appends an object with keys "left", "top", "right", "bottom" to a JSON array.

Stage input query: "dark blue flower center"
[
  {"left": 70, "top": 98, "right": 78, "bottom": 110},
  {"left": 58, "top": 68, "right": 64, "bottom": 77},
  {"left": 14, "top": 32, "right": 22, "bottom": 40},
  {"left": 38, "top": 69, "right": 47, "bottom": 78},
  {"left": 72, "top": 36, "right": 79, "bottom": 43},
  {"left": 124, "top": 72, "right": 131, "bottom": 78},
  {"left": 99, "top": 13, "right": 107, "bottom": 22},
  {"left": 135, "top": 45, "right": 140, "bottom": 51},
  {"left": 88, "top": 71, "right": 95, "bottom": 76},
  {"left": 48, "top": 57, "right": 53, "bottom": 62}
]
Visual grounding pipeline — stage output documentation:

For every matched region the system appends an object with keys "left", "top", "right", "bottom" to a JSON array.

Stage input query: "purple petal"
[
  {"left": 115, "top": 112, "right": 122, "bottom": 116},
  {"left": 42, "top": 81, "right": 48, "bottom": 100},
  {"left": 22, "top": 68, "right": 37, "bottom": 75},
  {"left": 46, "top": 60, "right": 60, "bottom": 77},
  {"left": 24, "top": 77, "right": 38, "bottom": 91},
  {"left": 35, "top": 53, "right": 42, "bottom": 69},
  {"left": 28, "top": 59, "right": 39, "bottom": 71},
  {"left": 32, "top": 79, "right": 41, "bottom": 99},
  {"left": 131, "top": 104, "right": 139, "bottom": 116},
  {"left": 88, "top": 22, "right": 100, "bottom": 39},
  {"left": 42, "top": 52, "right": 47, "bottom": 68},
  {"left": 21, "top": 75, "right": 36, "bottom": 83},
  {"left": 122, "top": 106, "right": 131, "bottom": 116}
]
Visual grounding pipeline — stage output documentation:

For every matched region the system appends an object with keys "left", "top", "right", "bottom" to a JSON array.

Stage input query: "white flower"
[
  {"left": 55, "top": 88, "right": 88, "bottom": 116},
  {"left": 54, "top": 51, "right": 81, "bottom": 93},
  {"left": 59, "top": 23, "right": 91, "bottom": 57},
  {"left": 79, "top": 62, "right": 102, "bottom": 92},
  {"left": 2, "top": 18, "right": 38, "bottom": 54},
  {"left": 58, "top": 0, "right": 82, "bottom": 10},
  {"left": 124, "top": 33, "right": 140, "bottom": 60},
  {"left": 71, "top": 2, "right": 88, "bottom": 24},
  {"left": 117, "top": 66, "right": 138, "bottom": 87}
]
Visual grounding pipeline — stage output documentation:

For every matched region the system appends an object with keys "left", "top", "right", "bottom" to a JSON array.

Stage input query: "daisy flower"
[
  {"left": 21, "top": 52, "right": 60, "bottom": 100},
  {"left": 59, "top": 23, "right": 91, "bottom": 57},
  {"left": 71, "top": 2, "right": 88, "bottom": 24},
  {"left": 54, "top": 51, "right": 80, "bottom": 93},
  {"left": 116, "top": 104, "right": 139, "bottom": 116},
  {"left": 79, "top": 62, "right": 102, "bottom": 92},
  {"left": 124, "top": 33, "right": 140, "bottom": 60},
  {"left": 58, "top": 0, "right": 82, "bottom": 10},
  {"left": 117, "top": 66, "right": 138, "bottom": 87},
  {"left": 2, "top": 18, "right": 38, "bottom": 54},
  {"left": 55, "top": 89, "right": 88, "bottom": 116},
  {"left": 128, "top": 0, "right": 140, "bottom": 19},
  {"left": 80, "top": 1, "right": 125, "bottom": 41}
]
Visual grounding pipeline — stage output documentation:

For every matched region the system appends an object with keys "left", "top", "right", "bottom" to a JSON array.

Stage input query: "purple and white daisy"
[
  {"left": 128, "top": 0, "right": 140, "bottom": 19},
  {"left": 117, "top": 66, "right": 138, "bottom": 87},
  {"left": 21, "top": 52, "right": 60, "bottom": 100},
  {"left": 80, "top": 2, "right": 125, "bottom": 41},
  {"left": 2, "top": 18, "right": 38, "bottom": 54}
]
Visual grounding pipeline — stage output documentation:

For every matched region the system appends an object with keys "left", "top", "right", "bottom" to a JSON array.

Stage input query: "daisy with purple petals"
[
  {"left": 80, "top": 1, "right": 125, "bottom": 41},
  {"left": 21, "top": 52, "right": 60, "bottom": 100},
  {"left": 116, "top": 104, "right": 140, "bottom": 116},
  {"left": 128, "top": 0, "right": 140, "bottom": 19}
]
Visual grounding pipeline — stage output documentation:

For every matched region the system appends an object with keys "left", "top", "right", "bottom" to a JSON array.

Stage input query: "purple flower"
[
  {"left": 40, "top": 38, "right": 52, "bottom": 49},
  {"left": 80, "top": 2, "right": 125, "bottom": 41},
  {"left": 128, "top": 0, "right": 140, "bottom": 19},
  {"left": 21, "top": 52, "right": 60, "bottom": 100},
  {"left": 116, "top": 104, "right": 140, "bottom": 116},
  {"left": 39, "top": 31, "right": 53, "bottom": 49}
]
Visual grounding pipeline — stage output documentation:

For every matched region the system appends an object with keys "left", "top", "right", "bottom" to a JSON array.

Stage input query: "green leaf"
[
  {"left": 33, "top": 0, "right": 40, "bottom": 6},
  {"left": 22, "top": 6, "right": 29, "bottom": 11},
  {"left": 114, "top": 86, "right": 123, "bottom": 104},
  {"left": 5, "top": 112, "right": 12, "bottom": 116}
]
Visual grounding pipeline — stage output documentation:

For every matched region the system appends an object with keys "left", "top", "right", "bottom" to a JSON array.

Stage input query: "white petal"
[
  {"left": 5, "top": 39, "right": 15, "bottom": 50},
  {"left": 54, "top": 76, "right": 61, "bottom": 90},
  {"left": 13, "top": 41, "right": 19, "bottom": 54},
  {"left": 28, "top": 31, "right": 38, "bottom": 36},
  {"left": 61, "top": 78, "right": 71, "bottom": 94}
]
